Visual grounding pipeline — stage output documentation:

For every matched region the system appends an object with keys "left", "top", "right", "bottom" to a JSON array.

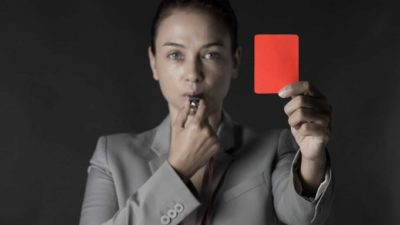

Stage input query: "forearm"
[
  {"left": 299, "top": 150, "right": 327, "bottom": 197},
  {"left": 81, "top": 136, "right": 201, "bottom": 225},
  {"left": 80, "top": 161, "right": 202, "bottom": 225}
]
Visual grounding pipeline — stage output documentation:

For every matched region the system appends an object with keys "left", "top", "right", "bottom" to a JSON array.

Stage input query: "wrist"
[
  {"left": 167, "top": 158, "right": 190, "bottom": 182},
  {"left": 299, "top": 152, "right": 327, "bottom": 195},
  {"left": 301, "top": 148, "right": 327, "bottom": 163}
]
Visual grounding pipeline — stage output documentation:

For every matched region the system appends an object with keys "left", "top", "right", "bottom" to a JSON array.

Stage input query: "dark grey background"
[{"left": 1, "top": 0, "right": 399, "bottom": 224}]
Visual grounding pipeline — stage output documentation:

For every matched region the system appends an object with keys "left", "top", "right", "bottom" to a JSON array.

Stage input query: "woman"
[{"left": 79, "top": 0, "right": 333, "bottom": 225}]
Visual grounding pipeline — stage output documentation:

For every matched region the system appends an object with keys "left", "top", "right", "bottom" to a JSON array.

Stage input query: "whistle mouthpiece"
[{"left": 188, "top": 96, "right": 201, "bottom": 109}]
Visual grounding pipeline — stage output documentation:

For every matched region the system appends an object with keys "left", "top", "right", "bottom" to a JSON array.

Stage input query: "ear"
[
  {"left": 232, "top": 46, "right": 242, "bottom": 79},
  {"left": 148, "top": 46, "right": 159, "bottom": 80}
]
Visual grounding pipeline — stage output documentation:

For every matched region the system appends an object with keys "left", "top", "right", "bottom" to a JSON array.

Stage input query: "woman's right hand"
[{"left": 167, "top": 99, "right": 220, "bottom": 182}]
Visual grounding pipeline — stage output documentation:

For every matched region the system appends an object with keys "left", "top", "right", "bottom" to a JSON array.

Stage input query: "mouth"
[
  {"left": 184, "top": 93, "right": 204, "bottom": 109},
  {"left": 188, "top": 96, "right": 201, "bottom": 109}
]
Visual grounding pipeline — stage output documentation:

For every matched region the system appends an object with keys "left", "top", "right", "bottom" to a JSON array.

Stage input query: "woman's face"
[{"left": 148, "top": 8, "right": 241, "bottom": 115}]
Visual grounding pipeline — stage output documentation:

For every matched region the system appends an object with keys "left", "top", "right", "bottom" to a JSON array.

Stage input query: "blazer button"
[
  {"left": 175, "top": 203, "right": 184, "bottom": 213},
  {"left": 167, "top": 209, "right": 178, "bottom": 219},
  {"left": 161, "top": 215, "right": 171, "bottom": 224}
]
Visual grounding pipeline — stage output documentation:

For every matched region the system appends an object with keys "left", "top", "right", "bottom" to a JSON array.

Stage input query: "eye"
[
  {"left": 203, "top": 52, "right": 221, "bottom": 60},
  {"left": 167, "top": 51, "right": 184, "bottom": 61}
]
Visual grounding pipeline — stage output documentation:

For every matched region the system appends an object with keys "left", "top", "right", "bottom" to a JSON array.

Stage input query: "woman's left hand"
[{"left": 278, "top": 81, "right": 332, "bottom": 161}]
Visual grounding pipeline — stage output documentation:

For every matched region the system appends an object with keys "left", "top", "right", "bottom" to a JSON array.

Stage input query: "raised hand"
[
  {"left": 167, "top": 99, "right": 220, "bottom": 181},
  {"left": 279, "top": 81, "right": 332, "bottom": 195}
]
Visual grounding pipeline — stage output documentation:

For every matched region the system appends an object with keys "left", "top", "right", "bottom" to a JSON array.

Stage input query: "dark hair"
[{"left": 150, "top": 0, "right": 238, "bottom": 55}]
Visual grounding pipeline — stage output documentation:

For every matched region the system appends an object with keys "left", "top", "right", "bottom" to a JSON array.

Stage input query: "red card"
[{"left": 254, "top": 34, "right": 299, "bottom": 94}]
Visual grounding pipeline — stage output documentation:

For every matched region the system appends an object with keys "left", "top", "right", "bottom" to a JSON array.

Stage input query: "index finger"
[
  {"left": 193, "top": 98, "right": 208, "bottom": 125},
  {"left": 172, "top": 102, "right": 190, "bottom": 129},
  {"left": 278, "top": 81, "right": 323, "bottom": 98}
]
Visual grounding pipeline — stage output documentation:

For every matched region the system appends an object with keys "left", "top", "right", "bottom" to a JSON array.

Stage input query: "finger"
[
  {"left": 288, "top": 108, "right": 331, "bottom": 128},
  {"left": 207, "top": 138, "right": 220, "bottom": 154},
  {"left": 278, "top": 81, "right": 324, "bottom": 98},
  {"left": 284, "top": 95, "right": 332, "bottom": 117},
  {"left": 193, "top": 99, "right": 208, "bottom": 125},
  {"left": 185, "top": 111, "right": 196, "bottom": 128},
  {"left": 193, "top": 99, "right": 217, "bottom": 136},
  {"left": 173, "top": 102, "right": 190, "bottom": 129},
  {"left": 185, "top": 97, "right": 204, "bottom": 127},
  {"left": 203, "top": 117, "right": 217, "bottom": 137},
  {"left": 185, "top": 110, "right": 196, "bottom": 127},
  {"left": 199, "top": 100, "right": 219, "bottom": 136}
]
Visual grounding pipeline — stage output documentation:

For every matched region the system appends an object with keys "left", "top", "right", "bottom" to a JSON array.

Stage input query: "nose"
[{"left": 184, "top": 56, "right": 203, "bottom": 83}]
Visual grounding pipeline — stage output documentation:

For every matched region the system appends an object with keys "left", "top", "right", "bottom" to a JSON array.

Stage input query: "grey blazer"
[{"left": 79, "top": 111, "right": 333, "bottom": 225}]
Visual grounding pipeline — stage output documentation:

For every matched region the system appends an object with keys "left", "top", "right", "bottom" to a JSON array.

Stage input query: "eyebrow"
[{"left": 162, "top": 41, "right": 225, "bottom": 48}]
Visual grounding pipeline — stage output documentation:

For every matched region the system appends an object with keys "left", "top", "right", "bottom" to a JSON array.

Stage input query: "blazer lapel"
[{"left": 148, "top": 115, "right": 171, "bottom": 174}]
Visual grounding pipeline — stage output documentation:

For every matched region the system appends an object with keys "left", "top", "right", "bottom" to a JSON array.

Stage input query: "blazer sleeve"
[
  {"left": 271, "top": 129, "right": 334, "bottom": 225},
  {"left": 79, "top": 136, "right": 202, "bottom": 225}
]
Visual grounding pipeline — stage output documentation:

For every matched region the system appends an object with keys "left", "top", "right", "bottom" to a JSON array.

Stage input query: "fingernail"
[
  {"left": 278, "top": 88, "right": 287, "bottom": 98},
  {"left": 189, "top": 108, "right": 196, "bottom": 115}
]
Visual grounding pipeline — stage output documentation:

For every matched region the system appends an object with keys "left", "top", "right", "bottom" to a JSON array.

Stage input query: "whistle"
[{"left": 188, "top": 96, "right": 200, "bottom": 110}]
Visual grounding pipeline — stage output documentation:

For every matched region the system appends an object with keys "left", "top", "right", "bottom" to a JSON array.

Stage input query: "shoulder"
[
  {"left": 97, "top": 127, "right": 157, "bottom": 159},
  {"left": 106, "top": 129, "right": 155, "bottom": 148}
]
